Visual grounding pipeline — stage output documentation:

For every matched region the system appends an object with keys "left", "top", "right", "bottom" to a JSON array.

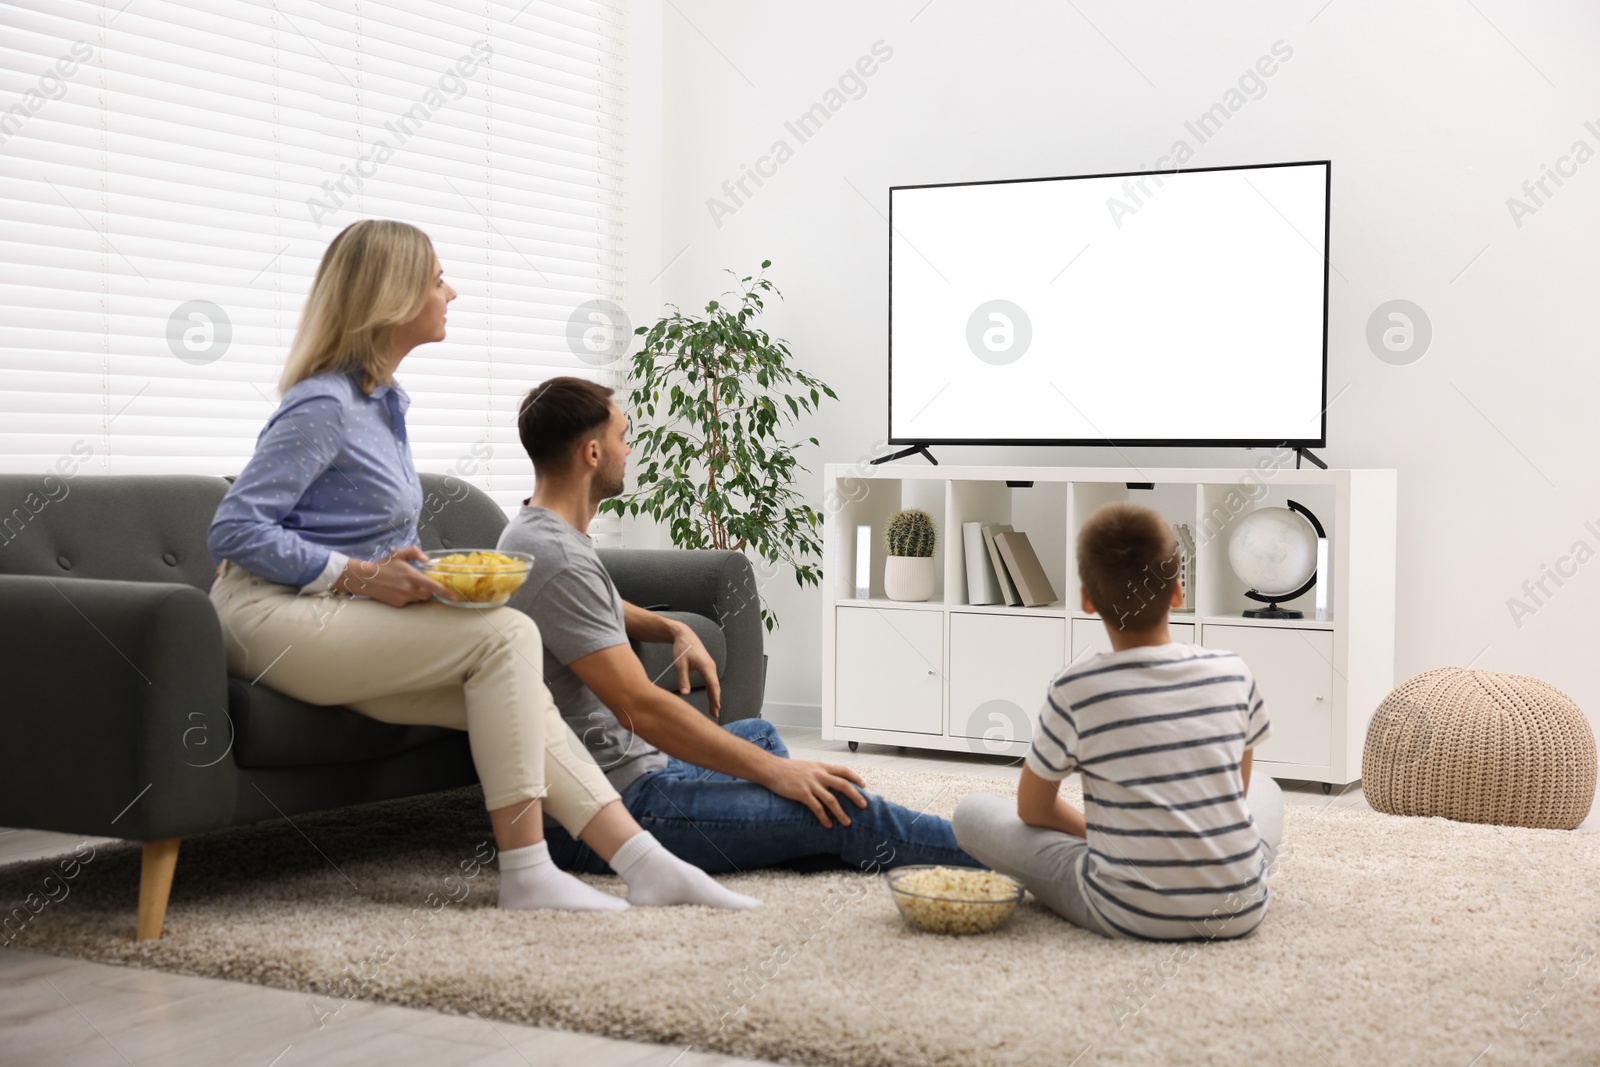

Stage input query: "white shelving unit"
[{"left": 821, "top": 464, "right": 1398, "bottom": 787}]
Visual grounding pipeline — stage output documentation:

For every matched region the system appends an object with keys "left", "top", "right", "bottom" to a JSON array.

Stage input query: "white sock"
[
  {"left": 497, "top": 841, "right": 628, "bottom": 912},
  {"left": 609, "top": 832, "right": 761, "bottom": 910}
]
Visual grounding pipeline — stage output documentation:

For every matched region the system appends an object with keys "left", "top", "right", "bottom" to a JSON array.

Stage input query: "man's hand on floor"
[{"left": 758, "top": 757, "right": 868, "bottom": 828}]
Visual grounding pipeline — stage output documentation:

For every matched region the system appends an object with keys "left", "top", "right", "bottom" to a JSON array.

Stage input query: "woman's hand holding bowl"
[{"left": 333, "top": 546, "right": 459, "bottom": 607}]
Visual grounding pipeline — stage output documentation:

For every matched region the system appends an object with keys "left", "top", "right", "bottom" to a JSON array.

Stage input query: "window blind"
[{"left": 0, "top": 0, "right": 626, "bottom": 515}]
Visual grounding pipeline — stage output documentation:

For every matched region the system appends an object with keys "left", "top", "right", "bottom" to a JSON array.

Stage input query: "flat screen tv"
[{"left": 888, "top": 160, "right": 1330, "bottom": 450}]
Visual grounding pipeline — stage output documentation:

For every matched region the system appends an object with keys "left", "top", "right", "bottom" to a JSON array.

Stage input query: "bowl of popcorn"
[
  {"left": 886, "top": 865, "right": 1025, "bottom": 935},
  {"left": 411, "top": 549, "right": 534, "bottom": 608}
]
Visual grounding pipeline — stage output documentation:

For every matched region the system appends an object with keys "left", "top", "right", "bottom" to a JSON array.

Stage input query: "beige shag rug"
[{"left": 3, "top": 768, "right": 1599, "bottom": 1067}]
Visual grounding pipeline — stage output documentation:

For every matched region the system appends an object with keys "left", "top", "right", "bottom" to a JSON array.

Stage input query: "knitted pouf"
[{"left": 1363, "top": 667, "right": 1596, "bottom": 829}]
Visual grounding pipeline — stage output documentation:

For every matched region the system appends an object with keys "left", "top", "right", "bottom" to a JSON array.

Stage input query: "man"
[{"left": 496, "top": 376, "right": 980, "bottom": 875}]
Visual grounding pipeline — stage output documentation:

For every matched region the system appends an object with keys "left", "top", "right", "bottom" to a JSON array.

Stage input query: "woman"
[{"left": 208, "top": 219, "right": 756, "bottom": 912}]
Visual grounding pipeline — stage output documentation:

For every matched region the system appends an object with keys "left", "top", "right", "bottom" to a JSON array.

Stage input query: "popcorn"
[{"left": 888, "top": 866, "right": 1023, "bottom": 935}]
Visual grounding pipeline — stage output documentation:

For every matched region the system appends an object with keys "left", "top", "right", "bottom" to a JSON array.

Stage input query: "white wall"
[
  {"left": 641, "top": 1, "right": 1600, "bottom": 731},
  {"left": 617, "top": 0, "right": 665, "bottom": 550}
]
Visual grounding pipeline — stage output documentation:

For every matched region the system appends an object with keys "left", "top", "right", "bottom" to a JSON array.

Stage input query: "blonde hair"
[{"left": 279, "top": 219, "right": 436, "bottom": 395}]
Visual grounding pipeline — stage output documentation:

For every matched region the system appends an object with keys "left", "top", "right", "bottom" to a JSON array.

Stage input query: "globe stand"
[
  {"left": 1242, "top": 600, "right": 1304, "bottom": 620},
  {"left": 1238, "top": 499, "right": 1327, "bottom": 620}
]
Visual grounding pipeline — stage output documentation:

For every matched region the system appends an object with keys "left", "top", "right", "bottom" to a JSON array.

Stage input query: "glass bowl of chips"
[{"left": 411, "top": 549, "right": 534, "bottom": 608}]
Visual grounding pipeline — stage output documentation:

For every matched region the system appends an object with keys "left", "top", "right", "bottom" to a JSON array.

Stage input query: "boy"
[{"left": 952, "top": 502, "right": 1285, "bottom": 940}]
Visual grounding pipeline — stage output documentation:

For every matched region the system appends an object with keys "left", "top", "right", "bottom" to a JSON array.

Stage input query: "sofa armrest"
[
  {"left": 0, "top": 574, "right": 236, "bottom": 841},
  {"left": 597, "top": 549, "right": 765, "bottom": 721}
]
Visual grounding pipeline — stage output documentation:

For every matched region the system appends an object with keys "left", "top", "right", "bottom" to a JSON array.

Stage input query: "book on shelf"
[
  {"left": 1172, "top": 521, "right": 1196, "bottom": 612},
  {"left": 980, "top": 523, "right": 1021, "bottom": 606},
  {"left": 962, "top": 521, "right": 1004, "bottom": 605},
  {"left": 993, "top": 530, "right": 1060, "bottom": 607}
]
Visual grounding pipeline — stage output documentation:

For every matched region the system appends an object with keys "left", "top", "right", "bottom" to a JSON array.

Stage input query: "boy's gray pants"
[{"left": 951, "top": 775, "right": 1285, "bottom": 938}]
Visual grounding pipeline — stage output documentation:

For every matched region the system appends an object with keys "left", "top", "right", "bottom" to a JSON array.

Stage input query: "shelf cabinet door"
[
  {"left": 834, "top": 607, "right": 944, "bottom": 735},
  {"left": 1069, "top": 618, "right": 1196, "bottom": 664},
  {"left": 949, "top": 613, "right": 1066, "bottom": 745},
  {"left": 1200, "top": 625, "right": 1334, "bottom": 768}
]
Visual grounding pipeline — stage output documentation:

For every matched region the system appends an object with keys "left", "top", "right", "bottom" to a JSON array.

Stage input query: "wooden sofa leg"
[{"left": 136, "top": 838, "right": 181, "bottom": 942}]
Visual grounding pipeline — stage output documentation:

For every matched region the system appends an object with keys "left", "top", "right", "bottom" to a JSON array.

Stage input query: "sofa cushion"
[
  {"left": 229, "top": 678, "right": 461, "bottom": 769},
  {"left": 633, "top": 610, "right": 726, "bottom": 693},
  {"left": 0, "top": 474, "right": 229, "bottom": 591},
  {"left": 415, "top": 471, "right": 512, "bottom": 553}
]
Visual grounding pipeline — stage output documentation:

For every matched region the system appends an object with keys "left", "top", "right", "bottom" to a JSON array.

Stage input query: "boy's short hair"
[
  {"left": 1078, "top": 502, "right": 1181, "bottom": 631},
  {"left": 516, "top": 376, "right": 615, "bottom": 472}
]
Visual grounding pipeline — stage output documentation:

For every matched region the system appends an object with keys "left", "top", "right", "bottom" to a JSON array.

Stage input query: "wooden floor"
[{"left": 2, "top": 725, "right": 1583, "bottom": 1066}]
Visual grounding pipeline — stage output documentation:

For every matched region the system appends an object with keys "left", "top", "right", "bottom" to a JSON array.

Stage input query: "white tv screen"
[{"left": 888, "top": 161, "right": 1329, "bottom": 447}]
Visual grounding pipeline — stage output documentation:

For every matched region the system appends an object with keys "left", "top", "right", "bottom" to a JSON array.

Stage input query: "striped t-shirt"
[{"left": 1025, "top": 642, "right": 1273, "bottom": 941}]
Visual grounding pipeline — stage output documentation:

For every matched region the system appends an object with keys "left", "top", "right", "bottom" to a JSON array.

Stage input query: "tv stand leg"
[
  {"left": 1294, "top": 447, "right": 1327, "bottom": 470},
  {"left": 870, "top": 444, "right": 938, "bottom": 466}
]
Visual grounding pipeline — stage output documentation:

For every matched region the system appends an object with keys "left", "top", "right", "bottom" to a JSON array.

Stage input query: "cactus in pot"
[
  {"left": 883, "top": 508, "right": 938, "bottom": 601},
  {"left": 885, "top": 509, "right": 937, "bottom": 559}
]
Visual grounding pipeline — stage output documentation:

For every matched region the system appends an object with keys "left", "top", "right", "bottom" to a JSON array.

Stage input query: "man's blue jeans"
[{"left": 543, "top": 719, "right": 981, "bottom": 875}]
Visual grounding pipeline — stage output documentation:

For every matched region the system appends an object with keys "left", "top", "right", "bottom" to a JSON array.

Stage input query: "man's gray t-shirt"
[{"left": 497, "top": 505, "right": 667, "bottom": 791}]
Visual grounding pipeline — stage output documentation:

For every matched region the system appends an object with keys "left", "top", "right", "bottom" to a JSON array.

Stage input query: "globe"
[{"left": 1227, "top": 506, "right": 1318, "bottom": 598}]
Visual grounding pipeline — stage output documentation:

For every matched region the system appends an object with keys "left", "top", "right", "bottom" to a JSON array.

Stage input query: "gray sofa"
[{"left": 0, "top": 472, "right": 763, "bottom": 940}]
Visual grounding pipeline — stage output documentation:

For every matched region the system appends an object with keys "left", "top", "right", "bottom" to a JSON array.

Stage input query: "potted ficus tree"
[
  {"left": 598, "top": 261, "right": 837, "bottom": 638},
  {"left": 883, "top": 508, "right": 937, "bottom": 601}
]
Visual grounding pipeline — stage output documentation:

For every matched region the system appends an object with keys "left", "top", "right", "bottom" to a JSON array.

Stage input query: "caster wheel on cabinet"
[
  {"left": 848, "top": 741, "right": 859, "bottom": 753},
  {"left": 1321, "top": 782, "right": 1333, "bottom": 795}
]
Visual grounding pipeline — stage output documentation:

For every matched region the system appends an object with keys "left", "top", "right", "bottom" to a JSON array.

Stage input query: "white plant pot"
[{"left": 884, "top": 556, "right": 936, "bottom": 602}]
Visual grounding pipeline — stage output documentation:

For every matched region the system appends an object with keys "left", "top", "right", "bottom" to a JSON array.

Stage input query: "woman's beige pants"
[{"left": 209, "top": 560, "right": 618, "bottom": 832}]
